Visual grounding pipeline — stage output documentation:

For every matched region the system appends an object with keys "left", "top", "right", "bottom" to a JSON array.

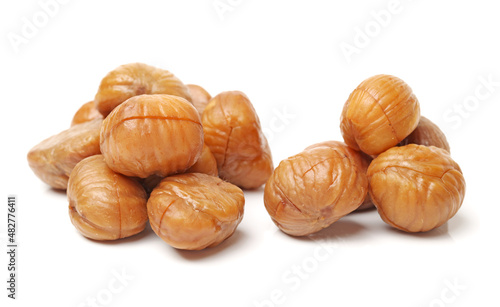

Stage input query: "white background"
[{"left": 1, "top": 0, "right": 499, "bottom": 306}]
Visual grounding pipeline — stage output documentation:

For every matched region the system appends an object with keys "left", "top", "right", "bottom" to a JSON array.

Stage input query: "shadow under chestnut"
[
  {"left": 85, "top": 222, "right": 157, "bottom": 245},
  {"left": 174, "top": 229, "right": 247, "bottom": 260}
]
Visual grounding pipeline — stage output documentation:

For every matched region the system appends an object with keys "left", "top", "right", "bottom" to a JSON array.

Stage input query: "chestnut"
[
  {"left": 147, "top": 173, "right": 244, "bottom": 250},
  {"left": 68, "top": 155, "right": 148, "bottom": 240},
  {"left": 100, "top": 94, "right": 203, "bottom": 178},
  {"left": 340, "top": 74, "right": 420, "bottom": 156},
  {"left": 367, "top": 144, "right": 465, "bottom": 232},
  {"left": 264, "top": 141, "right": 368, "bottom": 236}
]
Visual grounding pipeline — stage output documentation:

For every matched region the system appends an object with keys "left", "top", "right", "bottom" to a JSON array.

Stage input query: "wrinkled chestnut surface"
[
  {"left": 100, "top": 94, "right": 203, "bottom": 178},
  {"left": 304, "top": 141, "right": 374, "bottom": 211},
  {"left": 187, "top": 84, "right": 211, "bottom": 117},
  {"left": 94, "top": 63, "right": 192, "bottom": 116},
  {"left": 68, "top": 155, "right": 148, "bottom": 240},
  {"left": 398, "top": 116, "right": 450, "bottom": 152},
  {"left": 147, "top": 173, "right": 244, "bottom": 250},
  {"left": 27, "top": 118, "right": 103, "bottom": 190},
  {"left": 264, "top": 141, "right": 368, "bottom": 236},
  {"left": 367, "top": 144, "right": 465, "bottom": 232},
  {"left": 340, "top": 74, "right": 420, "bottom": 156},
  {"left": 71, "top": 100, "right": 103, "bottom": 126},
  {"left": 202, "top": 91, "right": 273, "bottom": 189}
]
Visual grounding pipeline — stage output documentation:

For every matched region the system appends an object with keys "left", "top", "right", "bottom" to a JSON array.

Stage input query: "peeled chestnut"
[
  {"left": 264, "top": 141, "right": 368, "bottom": 236},
  {"left": 147, "top": 173, "right": 244, "bottom": 250},
  {"left": 399, "top": 116, "right": 450, "bottom": 152},
  {"left": 71, "top": 101, "right": 103, "bottom": 126},
  {"left": 187, "top": 84, "right": 211, "bottom": 117},
  {"left": 68, "top": 155, "right": 148, "bottom": 240},
  {"left": 27, "top": 118, "right": 102, "bottom": 190},
  {"left": 100, "top": 94, "right": 203, "bottom": 178},
  {"left": 367, "top": 144, "right": 465, "bottom": 232},
  {"left": 185, "top": 143, "right": 218, "bottom": 177},
  {"left": 202, "top": 91, "right": 273, "bottom": 189},
  {"left": 340, "top": 74, "right": 420, "bottom": 156},
  {"left": 94, "top": 63, "right": 192, "bottom": 116}
]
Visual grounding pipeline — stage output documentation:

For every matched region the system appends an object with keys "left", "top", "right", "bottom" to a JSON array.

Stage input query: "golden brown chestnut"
[
  {"left": 398, "top": 116, "right": 450, "bottom": 152},
  {"left": 340, "top": 74, "right": 420, "bottom": 156},
  {"left": 264, "top": 141, "right": 368, "bottom": 236},
  {"left": 71, "top": 100, "right": 103, "bottom": 126},
  {"left": 187, "top": 84, "right": 211, "bottom": 117},
  {"left": 202, "top": 91, "right": 273, "bottom": 189},
  {"left": 27, "top": 118, "right": 102, "bottom": 190},
  {"left": 68, "top": 155, "right": 148, "bottom": 240},
  {"left": 94, "top": 63, "right": 192, "bottom": 116},
  {"left": 147, "top": 173, "right": 244, "bottom": 250},
  {"left": 367, "top": 144, "right": 465, "bottom": 232},
  {"left": 100, "top": 94, "right": 203, "bottom": 178}
]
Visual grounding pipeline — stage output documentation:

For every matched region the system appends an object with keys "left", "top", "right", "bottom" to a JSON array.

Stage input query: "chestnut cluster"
[
  {"left": 27, "top": 63, "right": 273, "bottom": 250},
  {"left": 264, "top": 74, "right": 465, "bottom": 235},
  {"left": 27, "top": 69, "right": 466, "bottom": 252}
]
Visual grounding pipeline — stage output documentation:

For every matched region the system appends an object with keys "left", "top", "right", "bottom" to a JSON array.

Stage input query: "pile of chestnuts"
[
  {"left": 28, "top": 67, "right": 466, "bottom": 251},
  {"left": 264, "top": 74, "right": 465, "bottom": 235},
  {"left": 28, "top": 62, "right": 272, "bottom": 250}
]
